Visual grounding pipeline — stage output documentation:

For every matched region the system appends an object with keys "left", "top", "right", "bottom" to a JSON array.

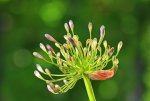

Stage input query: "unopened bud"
[
  {"left": 113, "top": 57, "right": 119, "bottom": 65},
  {"left": 40, "top": 43, "right": 47, "bottom": 52},
  {"left": 100, "top": 25, "right": 105, "bottom": 38},
  {"left": 73, "top": 35, "right": 79, "bottom": 42},
  {"left": 108, "top": 47, "right": 114, "bottom": 57},
  {"left": 55, "top": 43, "right": 61, "bottom": 48},
  {"left": 63, "top": 79, "right": 68, "bottom": 84},
  {"left": 45, "top": 34, "right": 57, "bottom": 42},
  {"left": 88, "top": 22, "right": 92, "bottom": 33},
  {"left": 45, "top": 68, "right": 51, "bottom": 77},
  {"left": 55, "top": 84, "right": 60, "bottom": 90},
  {"left": 34, "top": 70, "right": 45, "bottom": 80},
  {"left": 103, "top": 40, "right": 107, "bottom": 48},
  {"left": 47, "top": 85, "right": 55, "bottom": 93},
  {"left": 69, "top": 37, "right": 76, "bottom": 47},
  {"left": 56, "top": 52, "right": 60, "bottom": 57},
  {"left": 33, "top": 52, "right": 44, "bottom": 60},
  {"left": 69, "top": 20, "right": 74, "bottom": 32},
  {"left": 118, "top": 41, "right": 123, "bottom": 51},
  {"left": 83, "top": 47, "right": 87, "bottom": 56},
  {"left": 92, "top": 38, "right": 97, "bottom": 49},
  {"left": 36, "top": 64, "right": 45, "bottom": 73},
  {"left": 64, "top": 23, "right": 69, "bottom": 33},
  {"left": 46, "top": 44, "right": 53, "bottom": 52}
]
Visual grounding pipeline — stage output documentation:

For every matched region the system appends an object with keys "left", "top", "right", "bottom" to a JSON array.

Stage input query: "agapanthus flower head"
[{"left": 33, "top": 20, "right": 123, "bottom": 94}]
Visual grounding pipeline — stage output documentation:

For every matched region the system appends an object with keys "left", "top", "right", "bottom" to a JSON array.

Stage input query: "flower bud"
[
  {"left": 113, "top": 57, "right": 119, "bottom": 65},
  {"left": 45, "top": 34, "right": 57, "bottom": 42},
  {"left": 63, "top": 79, "right": 68, "bottom": 84},
  {"left": 47, "top": 84, "right": 55, "bottom": 93},
  {"left": 45, "top": 68, "right": 52, "bottom": 77},
  {"left": 56, "top": 52, "right": 60, "bottom": 57},
  {"left": 64, "top": 23, "right": 69, "bottom": 33},
  {"left": 55, "top": 84, "right": 60, "bottom": 90},
  {"left": 103, "top": 40, "right": 107, "bottom": 48},
  {"left": 108, "top": 47, "right": 114, "bottom": 57},
  {"left": 117, "top": 41, "right": 123, "bottom": 52},
  {"left": 33, "top": 52, "right": 44, "bottom": 60},
  {"left": 40, "top": 43, "right": 47, "bottom": 52},
  {"left": 36, "top": 64, "right": 45, "bottom": 73},
  {"left": 83, "top": 47, "right": 87, "bottom": 56},
  {"left": 88, "top": 22, "right": 92, "bottom": 33},
  {"left": 100, "top": 25, "right": 105, "bottom": 38},
  {"left": 68, "top": 37, "right": 76, "bottom": 47},
  {"left": 46, "top": 44, "right": 53, "bottom": 52},
  {"left": 34, "top": 70, "right": 45, "bottom": 80},
  {"left": 55, "top": 43, "right": 61, "bottom": 48},
  {"left": 92, "top": 38, "right": 97, "bottom": 49},
  {"left": 69, "top": 20, "right": 74, "bottom": 32}
]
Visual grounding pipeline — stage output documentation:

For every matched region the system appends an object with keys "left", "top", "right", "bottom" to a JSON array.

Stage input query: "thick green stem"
[{"left": 83, "top": 74, "right": 96, "bottom": 101}]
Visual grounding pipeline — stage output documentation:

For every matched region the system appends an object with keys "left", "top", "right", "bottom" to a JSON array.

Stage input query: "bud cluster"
[{"left": 33, "top": 20, "right": 123, "bottom": 94}]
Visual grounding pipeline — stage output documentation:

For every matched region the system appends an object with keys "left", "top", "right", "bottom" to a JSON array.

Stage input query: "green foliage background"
[{"left": 0, "top": 0, "right": 150, "bottom": 101}]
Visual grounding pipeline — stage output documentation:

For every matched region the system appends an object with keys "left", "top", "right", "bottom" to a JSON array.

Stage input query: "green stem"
[{"left": 83, "top": 74, "right": 96, "bottom": 101}]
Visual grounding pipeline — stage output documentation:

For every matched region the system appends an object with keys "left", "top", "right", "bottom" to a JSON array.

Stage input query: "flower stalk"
[{"left": 83, "top": 74, "right": 96, "bottom": 101}]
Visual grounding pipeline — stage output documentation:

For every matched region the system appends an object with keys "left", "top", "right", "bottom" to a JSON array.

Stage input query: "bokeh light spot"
[
  {"left": 13, "top": 49, "right": 32, "bottom": 68},
  {"left": 39, "top": 1, "right": 66, "bottom": 26},
  {"left": 98, "top": 79, "right": 118, "bottom": 100}
]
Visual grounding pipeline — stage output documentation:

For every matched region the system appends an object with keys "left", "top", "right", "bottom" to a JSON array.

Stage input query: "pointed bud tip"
[
  {"left": 69, "top": 20, "right": 74, "bottom": 30},
  {"left": 45, "top": 33, "right": 49, "bottom": 38},
  {"left": 33, "top": 52, "right": 44, "bottom": 59},
  {"left": 64, "top": 23, "right": 69, "bottom": 32},
  {"left": 34, "top": 70, "right": 40, "bottom": 77},
  {"left": 47, "top": 85, "right": 55, "bottom": 93},
  {"left": 88, "top": 22, "right": 92, "bottom": 32},
  {"left": 103, "top": 40, "right": 107, "bottom": 48},
  {"left": 100, "top": 25, "right": 105, "bottom": 30},
  {"left": 36, "top": 64, "right": 44, "bottom": 73},
  {"left": 118, "top": 41, "right": 123, "bottom": 50}
]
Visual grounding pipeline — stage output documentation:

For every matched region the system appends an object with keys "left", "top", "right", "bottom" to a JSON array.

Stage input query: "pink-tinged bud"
[
  {"left": 69, "top": 20, "right": 74, "bottom": 31},
  {"left": 64, "top": 23, "right": 69, "bottom": 33},
  {"left": 45, "top": 34, "right": 57, "bottom": 42},
  {"left": 46, "top": 44, "right": 53, "bottom": 56},
  {"left": 33, "top": 52, "right": 44, "bottom": 60},
  {"left": 47, "top": 85, "right": 55, "bottom": 93},
  {"left": 88, "top": 22, "right": 92, "bottom": 33},
  {"left": 117, "top": 41, "right": 123, "bottom": 51},
  {"left": 34, "top": 70, "right": 45, "bottom": 80},
  {"left": 36, "top": 64, "right": 45, "bottom": 73},
  {"left": 46, "top": 44, "right": 53, "bottom": 51},
  {"left": 100, "top": 25, "right": 105, "bottom": 38},
  {"left": 88, "top": 69, "right": 116, "bottom": 80},
  {"left": 39, "top": 43, "right": 47, "bottom": 52},
  {"left": 68, "top": 37, "right": 76, "bottom": 47}
]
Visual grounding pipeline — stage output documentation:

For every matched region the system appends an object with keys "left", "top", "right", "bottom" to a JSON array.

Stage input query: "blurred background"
[{"left": 0, "top": 0, "right": 150, "bottom": 101}]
